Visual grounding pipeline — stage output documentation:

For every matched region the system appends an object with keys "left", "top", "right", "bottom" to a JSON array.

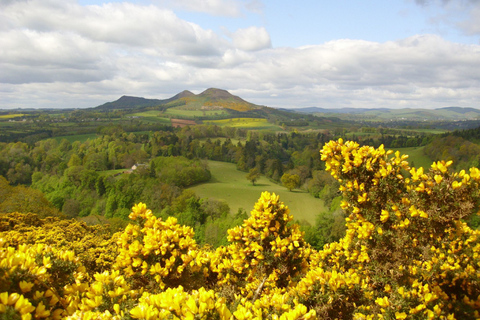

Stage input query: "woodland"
[{"left": 2, "top": 99, "right": 480, "bottom": 319}]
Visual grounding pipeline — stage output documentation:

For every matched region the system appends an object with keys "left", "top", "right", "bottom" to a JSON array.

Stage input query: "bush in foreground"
[{"left": 1, "top": 139, "right": 480, "bottom": 319}]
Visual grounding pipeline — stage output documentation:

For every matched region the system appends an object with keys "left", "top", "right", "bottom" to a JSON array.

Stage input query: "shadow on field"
[
  {"left": 252, "top": 183, "right": 269, "bottom": 187},
  {"left": 208, "top": 176, "right": 221, "bottom": 183},
  {"left": 289, "top": 190, "right": 308, "bottom": 193}
]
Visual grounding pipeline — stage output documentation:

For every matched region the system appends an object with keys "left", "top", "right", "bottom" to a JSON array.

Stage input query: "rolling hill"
[
  {"left": 290, "top": 106, "right": 480, "bottom": 121},
  {"left": 94, "top": 88, "right": 260, "bottom": 112}
]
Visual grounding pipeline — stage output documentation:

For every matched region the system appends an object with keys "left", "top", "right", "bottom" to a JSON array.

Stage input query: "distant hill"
[
  {"left": 289, "top": 107, "right": 390, "bottom": 114},
  {"left": 95, "top": 96, "right": 165, "bottom": 110},
  {"left": 289, "top": 106, "right": 480, "bottom": 121},
  {"left": 94, "top": 88, "right": 259, "bottom": 112}
]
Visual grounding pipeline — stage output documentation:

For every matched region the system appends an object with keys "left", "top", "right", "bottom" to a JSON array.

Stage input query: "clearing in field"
[{"left": 189, "top": 160, "right": 325, "bottom": 225}]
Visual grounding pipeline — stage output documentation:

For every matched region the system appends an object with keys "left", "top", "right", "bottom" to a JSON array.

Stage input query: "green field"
[
  {"left": 189, "top": 160, "right": 324, "bottom": 225},
  {"left": 165, "top": 107, "right": 228, "bottom": 118},
  {"left": 126, "top": 111, "right": 172, "bottom": 124},
  {"left": 204, "top": 118, "right": 282, "bottom": 131},
  {"left": 53, "top": 133, "right": 99, "bottom": 143},
  {"left": 391, "top": 146, "right": 433, "bottom": 169}
]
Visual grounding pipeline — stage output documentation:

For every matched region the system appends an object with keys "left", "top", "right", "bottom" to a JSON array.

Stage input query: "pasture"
[
  {"left": 53, "top": 133, "right": 98, "bottom": 143},
  {"left": 395, "top": 146, "right": 432, "bottom": 169},
  {"left": 165, "top": 107, "right": 228, "bottom": 118},
  {"left": 126, "top": 111, "right": 172, "bottom": 124},
  {"left": 204, "top": 118, "right": 282, "bottom": 131},
  {"left": 189, "top": 160, "right": 325, "bottom": 225}
]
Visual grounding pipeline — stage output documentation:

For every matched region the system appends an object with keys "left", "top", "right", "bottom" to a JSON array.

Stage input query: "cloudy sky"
[{"left": 1, "top": 0, "right": 480, "bottom": 109}]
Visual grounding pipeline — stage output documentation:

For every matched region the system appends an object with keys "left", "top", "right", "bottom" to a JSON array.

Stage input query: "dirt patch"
[{"left": 171, "top": 119, "right": 197, "bottom": 127}]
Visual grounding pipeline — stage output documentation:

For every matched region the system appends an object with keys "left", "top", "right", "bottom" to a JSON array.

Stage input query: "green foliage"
[
  {"left": 0, "top": 176, "right": 61, "bottom": 218},
  {"left": 424, "top": 135, "right": 480, "bottom": 170},
  {"left": 151, "top": 156, "right": 211, "bottom": 187},
  {"left": 307, "top": 170, "right": 337, "bottom": 198},
  {"left": 303, "top": 196, "right": 344, "bottom": 250},
  {"left": 245, "top": 167, "right": 260, "bottom": 185},
  {"left": 281, "top": 173, "right": 300, "bottom": 191}
]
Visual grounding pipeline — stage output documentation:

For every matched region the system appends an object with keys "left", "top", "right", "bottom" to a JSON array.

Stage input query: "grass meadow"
[
  {"left": 53, "top": 133, "right": 99, "bottom": 143},
  {"left": 204, "top": 118, "right": 283, "bottom": 131},
  {"left": 127, "top": 111, "right": 172, "bottom": 124},
  {"left": 392, "top": 146, "right": 432, "bottom": 169},
  {"left": 189, "top": 160, "right": 325, "bottom": 225},
  {"left": 165, "top": 107, "right": 228, "bottom": 118}
]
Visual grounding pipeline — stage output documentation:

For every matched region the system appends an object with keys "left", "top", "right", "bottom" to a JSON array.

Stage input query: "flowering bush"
[{"left": 1, "top": 139, "right": 480, "bottom": 319}]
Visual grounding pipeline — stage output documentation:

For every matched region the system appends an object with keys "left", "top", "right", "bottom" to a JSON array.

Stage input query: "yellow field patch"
[
  {"left": 206, "top": 118, "right": 268, "bottom": 127},
  {"left": 0, "top": 113, "right": 25, "bottom": 119}
]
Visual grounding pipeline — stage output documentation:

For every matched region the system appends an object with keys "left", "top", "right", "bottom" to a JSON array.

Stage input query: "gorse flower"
[{"left": 1, "top": 139, "right": 480, "bottom": 319}]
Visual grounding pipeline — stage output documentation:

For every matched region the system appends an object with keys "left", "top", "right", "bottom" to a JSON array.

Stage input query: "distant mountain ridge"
[
  {"left": 288, "top": 106, "right": 480, "bottom": 121},
  {"left": 94, "top": 89, "right": 479, "bottom": 121},
  {"left": 95, "top": 96, "right": 165, "bottom": 110},
  {"left": 94, "top": 88, "right": 258, "bottom": 111}
]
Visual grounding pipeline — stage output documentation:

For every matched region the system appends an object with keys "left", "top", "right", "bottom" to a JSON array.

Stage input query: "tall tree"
[
  {"left": 281, "top": 173, "right": 300, "bottom": 191},
  {"left": 246, "top": 167, "right": 261, "bottom": 186}
]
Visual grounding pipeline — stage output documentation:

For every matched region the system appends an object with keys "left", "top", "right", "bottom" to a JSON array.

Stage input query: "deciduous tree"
[
  {"left": 246, "top": 167, "right": 260, "bottom": 185},
  {"left": 281, "top": 173, "right": 300, "bottom": 191}
]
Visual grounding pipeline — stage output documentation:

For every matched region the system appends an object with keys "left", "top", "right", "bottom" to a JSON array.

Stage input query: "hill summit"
[{"left": 94, "top": 88, "right": 259, "bottom": 112}]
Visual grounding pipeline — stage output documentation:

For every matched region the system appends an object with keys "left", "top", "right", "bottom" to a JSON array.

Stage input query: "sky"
[{"left": 1, "top": 0, "right": 480, "bottom": 110}]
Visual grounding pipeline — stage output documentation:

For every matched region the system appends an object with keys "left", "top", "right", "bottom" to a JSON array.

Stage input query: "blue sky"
[{"left": 1, "top": 0, "right": 479, "bottom": 109}]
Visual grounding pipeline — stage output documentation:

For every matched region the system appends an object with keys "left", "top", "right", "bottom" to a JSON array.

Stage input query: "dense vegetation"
[
  {"left": 0, "top": 125, "right": 343, "bottom": 247},
  {"left": 2, "top": 140, "right": 480, "bottom": 319},
  {"left": 4, "top": 98, "right": 480, "bottom": 318},
  {"left": 4, "top": 117, "right": 480, "bottom": 245}
]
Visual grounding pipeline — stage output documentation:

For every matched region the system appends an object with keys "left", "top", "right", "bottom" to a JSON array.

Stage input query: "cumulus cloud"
[
  {"left": 214, "top": 35, "right": 480, "bottom": 109},
  {"left": 229, "top": 26, "right": 272, "bottom": 51},
  {"left": 156, "top": 0, "right": 244, "bottom": 17},
  {"left": 413, "top": 0, "right": 480, "bottom": 36},
  {"left": 2, "top": 0, "right": 227, "bottom": 55},
  {"left": 0, "top": 0, "right": 479, "bottom": 110}
]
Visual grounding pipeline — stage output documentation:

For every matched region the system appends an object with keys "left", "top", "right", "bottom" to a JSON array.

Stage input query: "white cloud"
[
  {"left": 229, "top": 26, "right": 271, "bottom": 51},
  {"left": 457, "top": 5, "right": 480, "bottom": 35},
  {"left": 1, "top": 0, "right": 228, "bottom": 54},
  {"left": 413, "top": 0, "right": 480, "bottom": 36},
  {"left": 156, "top": 0, "right": 244, "bottom": 17},
  {"left": 0, "top": 0, "right": 480, "bottom": 110}
]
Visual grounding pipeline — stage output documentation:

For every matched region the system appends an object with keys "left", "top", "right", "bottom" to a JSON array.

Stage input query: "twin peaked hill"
[
  {"left": 94, "top": 88, "right": 260, "bottom": 112},
  {"left": 94, "top": 88, "right": 480, "bottom": 121}
]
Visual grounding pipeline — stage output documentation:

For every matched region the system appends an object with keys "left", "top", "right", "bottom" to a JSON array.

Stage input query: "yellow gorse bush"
[{"left": 1, "top": 139, "right": 480, "bottom": 319}]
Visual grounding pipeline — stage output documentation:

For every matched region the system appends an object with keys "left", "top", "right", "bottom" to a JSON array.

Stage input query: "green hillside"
[{"left": 189, "top": 160, "right": 325, "bottom": 225}]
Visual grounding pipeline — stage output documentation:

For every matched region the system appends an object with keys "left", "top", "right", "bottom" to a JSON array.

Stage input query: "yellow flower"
[
  {"left": 19, "top": 281, "right": 34, "bottom": 293},
  {"left": 35, "top": 302, "right": 50, "bottom": 318},
  {"left": 375, "top": 296, "right": 390, "bottom": 308},
  {"left": 452, "top": 181, "right": 462, "bottom": 189},
  {"left": 380, "top": 210, "right": 389, "bottom": 223}
]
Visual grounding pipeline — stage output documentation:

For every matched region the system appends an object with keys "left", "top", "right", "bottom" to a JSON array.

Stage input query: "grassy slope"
[
  {"left": 392, "top": 146, "right": 433, "bottom": 169},
  {"left": 53, "top": 133, "right": 99, "bottom": 143},
  {"left": 204, "top": 118, "right": 283, "bottom": 131},
  {"left": 189, "top": 160, "right": 325, "bottom": 225},
  {"left": 164, "top": 107, "right": 228, "bottom": 118}
]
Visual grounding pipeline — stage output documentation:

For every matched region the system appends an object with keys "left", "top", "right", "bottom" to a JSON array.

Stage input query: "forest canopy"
[{"left": 1, "top": 140, "right": 480, "bottom": 319}]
